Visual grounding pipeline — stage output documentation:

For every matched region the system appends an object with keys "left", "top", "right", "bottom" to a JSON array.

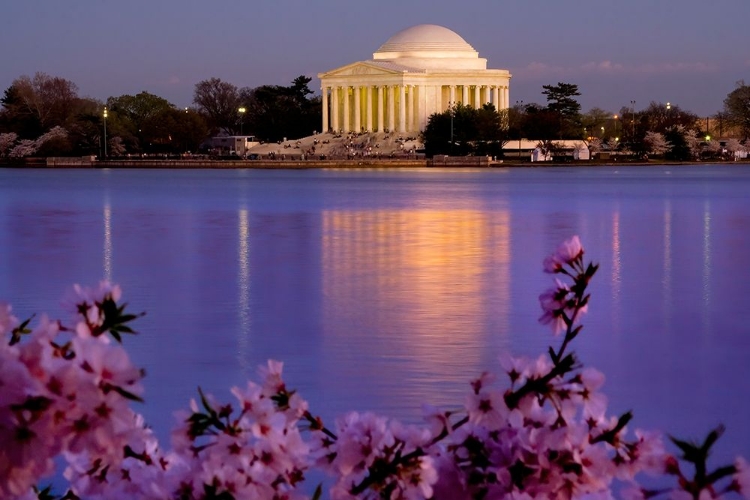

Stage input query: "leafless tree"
[
  {"left": 11, "top": 72, "right": 80, "bottom": 129},
  {"left": 193, "top": 78, "right": 241, "bottom": 133}
]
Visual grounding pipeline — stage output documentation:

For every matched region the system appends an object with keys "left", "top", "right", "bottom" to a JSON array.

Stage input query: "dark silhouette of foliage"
[
  {"left": 193, "top": 78, "right": 242, "bottom": 134},
  {"left": 421, "top": 103, "right": 508, "bottom": 157},
  {"left": 241, "top": 76, "right": 321, "bottom": 142},
  {"left": 724, "top": 80, "right": 750, "bottom": 140}
]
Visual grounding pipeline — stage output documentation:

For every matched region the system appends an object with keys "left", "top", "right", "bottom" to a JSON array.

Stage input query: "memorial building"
[{"left": 318, "top": 24, "right": 511, "bottom": 134}]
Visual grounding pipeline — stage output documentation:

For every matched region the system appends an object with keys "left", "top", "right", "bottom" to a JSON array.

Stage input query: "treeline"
[
  {"left": 0, "top": 72, "right": 321, "bottom": 158},
  {"left": 423, "top": 81, "right": 750, "bottom": 159},
  {"left": 2, "top": 72, "right": 749, "bottom": 160}
]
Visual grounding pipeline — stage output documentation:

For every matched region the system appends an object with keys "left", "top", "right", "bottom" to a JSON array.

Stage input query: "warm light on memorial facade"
[{"left": 318, "top": 24, "right": 511, "bottom": 134}]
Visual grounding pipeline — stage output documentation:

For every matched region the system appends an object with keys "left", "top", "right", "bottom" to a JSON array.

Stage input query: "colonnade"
[{"left": 321, "top": 83, "right": 510, "bottom": 134}]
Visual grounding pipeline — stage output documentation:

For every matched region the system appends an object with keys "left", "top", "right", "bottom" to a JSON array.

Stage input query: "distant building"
[
  {"left": 503, "top": 140, "right": 591, "bottom": 161},
  {"left": 210, "top": 136, "right": 260, "bottom": 156},
  {"left": 318, "top": 24, "right": 511, "bottom": 134}
]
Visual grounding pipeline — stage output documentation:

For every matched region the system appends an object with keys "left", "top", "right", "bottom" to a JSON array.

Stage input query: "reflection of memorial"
[{"left": 320, "top": 208, "right": 510, "bottom": 414}]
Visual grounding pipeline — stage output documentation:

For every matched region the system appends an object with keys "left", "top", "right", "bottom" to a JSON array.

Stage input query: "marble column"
[
  {"left": 474, "top": 85, "right": 481, "bottom": 108},
  {"left": 406, "top": 85, "right": 419, "bottom": 132},
  {"left": 353, "top": 86, "right": 361, "bottom": 132},
  {"left": 399, "top": 85, "right": 406, "bottom": 133},
  {"left": 343, "top": 86, "right": 350, "bottom": 132},
  {"left": 377, "top": 86, "right": 384, "bottom": 132},
  {"left": 483, "top": 86, "right": 491, "bottom": 106},
  {"left": 503, "top": 87, "right": 509, "bottom": 110},
  {"left": 462, "top": 85, "right": 469, "bottom": 106},
  {"left": 492, "top": 86, "right": 500, "bottom": 111},
  {"left": 449, "top": 85, "right": 456, "bottom": 107},
  {"left": 388, "top": 85, "right": 396, "bottom": 132},
  {"left": 366, "top": 86, "right": 373, "bottom": 132},
  {"left": 322, "top": 87, "right": 329, "bottom": 132},
  {"left": 331, "top": 86, "right": 339, "bottom": 132}
]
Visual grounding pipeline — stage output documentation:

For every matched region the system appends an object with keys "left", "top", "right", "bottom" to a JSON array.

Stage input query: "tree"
[
  {"left": 521, "top": 103, "right": 561, "bottom": 141},
  {"left": 639, "top": 101, "right": 698, "bottom": 134},
  {"left": 723, "top": 80, "right": 750, "bottom": 140},
  {"left": 540, "top": 83, "right": 582, "bottom": 139},
  {"left": 581, "top": 107, "right": 613, "bottom": 139},
  {"left": 106, "top": 92, "right": 175, "bottom": 152},
  {"left": 0, "top": 133, "right": 17, "bottom": 157},
  {"left": 587, "top": 137, "right": 603, "bottom": 154},
  {"left": 644, "top": 131, "right": 671, "bottom": 156},
  {"left": 725, "top": 138, "right": 745, "bottom": 155},
  {"left": 34, "top": 126, "right": 71, "bottom": 157},
  {"left": 241, "top": 76, "right": 321, "bottom": 142},
  {"left": 421, "top": 103, "right": 508, "bottom": 157},
  {"left": 4, "top": 73, "right": 80, "bottom": 133},
  {"left": 683, "top": 128, "right": 703, "bottom": 160},
  {"left": 193, "top": 78, "right": 241, "bottom": 134},
  {"left": 542, "top": 82, "right": 581, "bottom": 117},
  {"left": 663, "top": 126, "right": 690, "bottom": 161}
]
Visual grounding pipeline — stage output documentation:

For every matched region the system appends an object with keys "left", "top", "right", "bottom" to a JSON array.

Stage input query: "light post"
[
  {"left": 238, "top": 107, "right": 246, "bottom": 136},
  {"left": 613, "top": 114, "right": 618, "bottom": 138},
  {"left": 666, "top": 102, "right": 671, "bottom": 127},
  {"left": 601, "top": 126, "right": 605, "bottom": 138},
  {"left": 630, "top": 100, "right": 636, "bottom": 137},
  {"left": 103, "top": 107, "right": 108, "bottom": 160}
]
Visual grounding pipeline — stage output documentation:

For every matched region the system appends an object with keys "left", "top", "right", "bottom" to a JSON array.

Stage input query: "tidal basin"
[{"left": 0, "top": 166, "right": 748, "bottom": 465}]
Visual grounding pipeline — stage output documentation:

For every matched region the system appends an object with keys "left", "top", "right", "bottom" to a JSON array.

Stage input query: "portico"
[{"left": 318, "top": 24, "right": 511, "bottom": 134}]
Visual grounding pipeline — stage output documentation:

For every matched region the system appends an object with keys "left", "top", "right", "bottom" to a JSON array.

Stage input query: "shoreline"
[{"left": 1, "top": 158, "right": 748, "bottom": 169}]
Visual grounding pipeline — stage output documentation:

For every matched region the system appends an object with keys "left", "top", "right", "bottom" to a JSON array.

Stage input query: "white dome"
[{"left": 375, "top": 24, "right": 477, "bottom": 55}]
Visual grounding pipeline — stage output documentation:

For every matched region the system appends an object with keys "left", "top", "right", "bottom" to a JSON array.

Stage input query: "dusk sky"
[{"left": 2, "top": 0, "right": 748, "bottom": 117}]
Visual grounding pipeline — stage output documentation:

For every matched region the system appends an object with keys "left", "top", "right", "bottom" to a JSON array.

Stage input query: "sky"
[{"left": 1, "top": 0, "right": 748, "bottom": 117}]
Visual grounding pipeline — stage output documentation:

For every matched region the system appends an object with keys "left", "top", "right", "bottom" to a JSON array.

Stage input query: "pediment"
[{"left": 320, "top": 61, "right": 403, "bottom": 78}]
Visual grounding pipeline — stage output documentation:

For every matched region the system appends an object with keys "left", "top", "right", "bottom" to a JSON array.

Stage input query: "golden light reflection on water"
[
  {"left": 237, "top": 208, "right": 251, "bottom": 373},
  {"left": 702, "top": 200, "right": 711, "bottom": 334},
  {"left": 103, "top": 201, "right": 112, "bottom": 282},
  {"left": 321, "top": 208, "right": 510, "bottom": 409},
  {"left": 611, "top": 209, "right": 621, "bottom": 336},
  {"left": 662, "top": 201, "right": 672, "bottom": 329}
]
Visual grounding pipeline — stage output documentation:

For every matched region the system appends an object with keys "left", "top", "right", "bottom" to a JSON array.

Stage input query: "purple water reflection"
[{"left": 0, "top": 166, "right": 748, "bottom": 466}]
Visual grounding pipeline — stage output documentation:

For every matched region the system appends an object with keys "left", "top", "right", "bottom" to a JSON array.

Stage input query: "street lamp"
[
  {"left": 630, "top": 100, "right": 636, "bottom": 137},
  {"left": 238, "top": 107, "right": 246, "bottom": 135},
  {"left": 601, "top": 126, "right": 605, "bottom": 138},
  {"left": 613, "top": 114, "right": 618, "bottom": 138},
  {"left": 103, "top": 107, "right": 108, "bottom": 160},
  {"left": 666, "top": 102, "right": 672, "bottom": 127}
]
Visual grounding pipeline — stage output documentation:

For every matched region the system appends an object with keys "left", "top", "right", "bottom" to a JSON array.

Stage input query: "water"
[{"left": 1, "top": 166, "right": 749, "bottom": 469}]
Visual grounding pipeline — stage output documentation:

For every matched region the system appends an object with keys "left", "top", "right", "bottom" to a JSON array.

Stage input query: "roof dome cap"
[{"left": 374, "top": 24, "right": 478, "bottom": 58}]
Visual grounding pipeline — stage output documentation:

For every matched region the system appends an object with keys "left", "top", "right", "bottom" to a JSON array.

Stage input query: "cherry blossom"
[{"left": 0, "top": 241, "right": 747, "bottom": 499}]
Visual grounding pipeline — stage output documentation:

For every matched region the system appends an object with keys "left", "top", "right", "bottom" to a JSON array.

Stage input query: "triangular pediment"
[{"left": 319, "top": 61, "right": 405, "bottom": 78}]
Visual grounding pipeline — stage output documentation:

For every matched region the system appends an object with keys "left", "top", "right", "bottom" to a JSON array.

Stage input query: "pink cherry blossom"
[
  {"left": 1, "top": 249, "right": 748, "bottom": 499},
  {"left": 734, "top": 457, "right": 750, "bottom": 497},
  {"left": 0, "top": 302, "right": 18, "bottom": 336}
]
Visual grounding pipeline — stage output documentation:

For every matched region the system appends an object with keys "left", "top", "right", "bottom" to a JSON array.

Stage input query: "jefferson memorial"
[{"left": 318, "top": 24, "right": 511, "bottom": 134}]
